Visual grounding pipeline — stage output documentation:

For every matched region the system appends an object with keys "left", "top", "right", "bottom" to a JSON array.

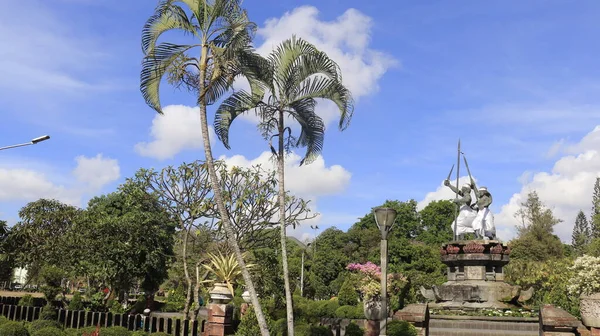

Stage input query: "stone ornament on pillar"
[{"left": 205, "top": 283, "right": 234, "bottom": 336}]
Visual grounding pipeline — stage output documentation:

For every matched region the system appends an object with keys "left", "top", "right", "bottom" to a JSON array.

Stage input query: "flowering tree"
[
  {"left": 346, "top": 262, "right": 407, "bottom": 301},
  {"left": 568, "top": 255, "right": 600, "bottom": 297}
]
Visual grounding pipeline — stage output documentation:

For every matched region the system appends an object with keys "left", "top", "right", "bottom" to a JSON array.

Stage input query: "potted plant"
[
  {"left": 346, "top": 262, "right": 407, "bottom": 320},
  {"left": 567, "top": 255, "right": 600, "bottom": 328}
]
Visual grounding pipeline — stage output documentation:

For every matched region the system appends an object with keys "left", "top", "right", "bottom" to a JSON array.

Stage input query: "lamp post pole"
[
  {"left": 0, "top": 135, "right": 50, "bottom": 152},
  {"left": 300, "top": 243, "right": 311, "bottom": 297},
  {"left": 373, "top": 207, "right": 397, "bottom": 336}
]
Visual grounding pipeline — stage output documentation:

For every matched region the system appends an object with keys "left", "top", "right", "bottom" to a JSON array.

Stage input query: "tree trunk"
[
  {"left": 198, "top": 44, "right": 271, "bottom": 336},
  {"left": 182, "top": 227, "right": 193, "bottom": 319},
  {"left": 278, "top": 110, "right": 295, "bottom": 336}
]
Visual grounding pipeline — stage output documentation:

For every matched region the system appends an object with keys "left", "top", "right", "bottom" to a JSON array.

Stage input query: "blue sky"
[{"left": 1, "top": 0, "right": 600, "bottom": 242}]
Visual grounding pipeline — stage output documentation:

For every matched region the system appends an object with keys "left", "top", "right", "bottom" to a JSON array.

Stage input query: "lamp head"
[
  {"left": 373, "top": 207, "right": 397, "bottom": 232},
  {"left": 31, "top": 135, "right": 50, "bottom": 144}
]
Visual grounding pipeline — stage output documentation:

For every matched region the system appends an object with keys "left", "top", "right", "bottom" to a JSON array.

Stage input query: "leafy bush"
[
  {"left": 271, "top": 318, "right": 287, "bottom": 336},
  {"left": 0, "top": 321, "right": 29, "bottom": 336},
  {"left": 39, "top": 266, "right": 65, "bottom": 302},
  {"left": 234, "top": 306, "right": 273, "bottom": 336},
  {"left": 161, "top": 285, "right": 185, "bottom": 312},
  {"left": 68, "top": 292, "right": 84, "bottom": 311},
  {"left": 130, "top": 332, "right": 146, "bottom": 336},
  {"left": 568, "top": 255, "right": 600, "bottom": 297},
  {"left": 28, "top": 320, "right": 62, "bottom": 334},
  {"left": 335, "top": 305, "right": 363, "bottom": 319},
  {"left": 308, "top": 325, "right": 333, "bottom": 336},
  {"left": 0, "top": 317, "right": 7, "bottom": 326},
  {"left": 337, "top": 278, "right": 358, "bottom": 306},
  {"left": 17, "top": 295, "right": 34, "bottom": 307},
  {"left": 107, "top": 300, "right": 128, "bottom": 314},
  {"left": 387, "top": 320, "right": 417, "bottom": 336},
  {"left": 39, "top": 304, "right": 57, "bottom": 321},
  {"left": 66, "top": 326, "right": 98, "bottom": 336},
  {"left": 32, "top": 327, "right": 67, "bottom": 336},
  {"left": 99, "top": 326, "right": 131, "bottom": 336},
  {"left": 344, "top": 322, "right": 364, "bottom": 336},
  {"left": 293, "top": 323, "right": 310, "bottom": 336},
  {"left": 149, "top": 333, "right": 170, "bottom": 336}
]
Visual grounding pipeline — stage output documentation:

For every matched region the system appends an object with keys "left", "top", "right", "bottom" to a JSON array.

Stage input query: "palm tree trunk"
[
  {"left": 277, "top": 110, "right": 295, "bottom": 336},
  {"left": 198, "top": 44, "right": 271, "bottom": 336},
  {"left": 182, "top": 227, "right": 192, "bottom": 319}
]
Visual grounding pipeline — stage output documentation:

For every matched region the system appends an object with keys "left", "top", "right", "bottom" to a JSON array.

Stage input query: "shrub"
[
  {"left": 0, "top": 316, "right": 8, "bottom": 326},
  {"left": 28, "top": 320, "right": 62, "bottom": 334},
  {"left": 338, "top": 278, "right": 359, "bottom": 306},
  {"left": 271, "top": 318, "right": 287, "bottom": 336},
  {"left": 99, "top": 326, "right": 131, "bottom": 336},
  {"left": 335, "top": 305, "right": 359, "bottom": 319},
  {"left": 344, "top": 322, "right": 364, "bottom": 336},
  {"left": 387, "top": 320, "right": 417, "bottom": 336},
  {"left": 66, "top": 326, "right": 98, "bottom": 336},
  {"left": 293, "top": 323, "right": 310, "bottom": 336},
  {"left": 32, "top": 327, "right": 67, "bottom": 336},
  {"left": 0, "top": 321, "right": 29, "bottom": 336},
  {"left": 68, "top": 292, "right": 84, "bottom": 311},
  {"left": 161, "top": 285, "right": 185, "bottom": 312},
  {"left": 39, "top": 304, "right": 57, "bottom": 321},
  {"left": 130, "top": 332, "right": 146, "bottom": 336},
  {"left": 149, "top": 333, "right": 170, "bottom": 336},
  {"left": 39, "top": 266, "right": 65, "bottom": 302},
  {"left": 17, "top": 295, "right": 34, "bottom": 307},
  {"left": 234, "top": 306, "right": 273, "bottom": 336},
  {"left": 308, "top": 325, "right": 333, "bottom": 336}
]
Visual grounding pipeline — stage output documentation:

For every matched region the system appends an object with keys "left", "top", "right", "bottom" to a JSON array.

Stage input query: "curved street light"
[{"left": 0, "top": 135, "right": 50, "bottom": 151}]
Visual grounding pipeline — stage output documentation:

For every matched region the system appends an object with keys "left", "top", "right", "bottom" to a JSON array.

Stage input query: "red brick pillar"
[
  {"left": 591, "top": 327, "right": 600, "bottom": 336},
  {"left": 365, "top": 320, "right": 380, "bottom": 336},
  {"left": 203, "top": 303, "right": 233, "bottom": 336}
]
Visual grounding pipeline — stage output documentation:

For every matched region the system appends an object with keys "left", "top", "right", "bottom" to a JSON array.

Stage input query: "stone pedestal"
[
  {"left": 424, "top": 240, "right": 531, "bottom": 309},
  {"left": 204, "top": 303, "right": 233, "bottom": 336},
  {"left": 365, "top": 320, "right": 380, "bottom": 336}
]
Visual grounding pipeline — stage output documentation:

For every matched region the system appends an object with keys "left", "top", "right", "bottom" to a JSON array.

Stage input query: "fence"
[{"left": 0, "top": 303, "right": 206, "bottom": 336}]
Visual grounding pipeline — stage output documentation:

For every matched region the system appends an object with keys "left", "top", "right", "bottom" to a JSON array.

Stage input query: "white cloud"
[
  {"left": 220, "top": 151, "right": 351, "bottom": 198},
  {"left": 237, "top": 6, "right": 397, "bottom": 125},
  {"left": 0, "top": 154, "right": 120, "bottom": 207},
  {"left": 72, "top": 154, "right": 120, "bottom": 189},
  {"left": 495, "top": 125, "right": 600, "bottom": 242},
  {"left": 219, "top": 151, "right": 352, "bottom": 238},
  {"left": 135, "top": 105, "right": 216, "bottom": 160}
]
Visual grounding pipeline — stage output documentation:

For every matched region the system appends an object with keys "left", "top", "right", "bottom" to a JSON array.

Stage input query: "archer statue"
[{"left": 443, "top": 142, "right": 497, "bottom": 240}]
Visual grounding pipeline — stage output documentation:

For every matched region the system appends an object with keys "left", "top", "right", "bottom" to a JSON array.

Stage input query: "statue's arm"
[{"left": 447, "top": 184, "right": 462, "bottom": 195}]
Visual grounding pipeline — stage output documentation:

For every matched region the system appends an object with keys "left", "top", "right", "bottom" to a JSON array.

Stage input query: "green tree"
[
  {"left": 75, "top": 182, "right": 176, "bottom": 307},
  {"left": 0, "top": 220, "right": 15, "bottom": 285},
  {"left": 591, "top": 177, "right": 600, "bottom": 239},
  {"left": 417, "top": 200, "right": 454, "bottom": 245},
  {"left": 8, "top": 199, "right": 81, "bottom": 278},
  {"left": 139, "top": 1, "right": 269, "bottom": 333},
  {"left": 511, "top": 191, "right": 564, "bottom": 261},
  {"left": 337, "top": 277, "right": 358, "bottom": 306},
  {"left": 572, "top": 210, "right": 590, "bottom": 255},
  {"left": 213, "top": 36, "right": 354, "bottom": 334}
]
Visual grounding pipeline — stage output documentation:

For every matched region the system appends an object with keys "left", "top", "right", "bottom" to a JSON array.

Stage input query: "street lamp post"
[
  {"left": 373, "top": 207, "right": 397, "bottom": 336},
  {"left": 310, "top": 225, "right": 319, "bottom": 254},
  {"left": 0, "top": 135, "right": 50, "bottom": 151}
]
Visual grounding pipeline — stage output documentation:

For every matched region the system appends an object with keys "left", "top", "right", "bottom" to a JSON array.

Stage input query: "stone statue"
[
  {"left": 471, "top": 181, "right": 496, "bottom": 239},
  {"left": 443, "top": 179, "right": 477, "bottom": 239}
]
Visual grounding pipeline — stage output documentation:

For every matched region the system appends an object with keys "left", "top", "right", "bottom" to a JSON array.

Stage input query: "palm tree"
[
  {"left": 139, "top": 1, "right": 270, "bottom": 334},
  {"left": 213, "top": 36, "right": 354, "bottom": 335}
]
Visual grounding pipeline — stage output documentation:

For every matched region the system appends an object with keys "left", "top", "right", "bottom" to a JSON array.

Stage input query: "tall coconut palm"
[
  {"left": 139, "top": 1, "right": 270, "bottom": 334},
  {"left": 213, "top": 36, "right": 354, "bottom": 335}
]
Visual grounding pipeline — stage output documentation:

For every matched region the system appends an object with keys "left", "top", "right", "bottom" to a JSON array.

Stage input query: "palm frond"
[
  {"left": 292, "top": 76, "right": 354, "bottom": 130},
  {"left": 268, "top": 35, "right": 320, "bottom": 98},
  {"left": 214, "top": 90, "right": 260, "bottom": 148},
  {"left": 142, "top": 0, "right": 197, "bottom": 54},
  {"left": 287, "top": 98, "right": 325, "bottom": 165},
  {"left": 140, "top": 43, "right": 197, "bottom": 113}
]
